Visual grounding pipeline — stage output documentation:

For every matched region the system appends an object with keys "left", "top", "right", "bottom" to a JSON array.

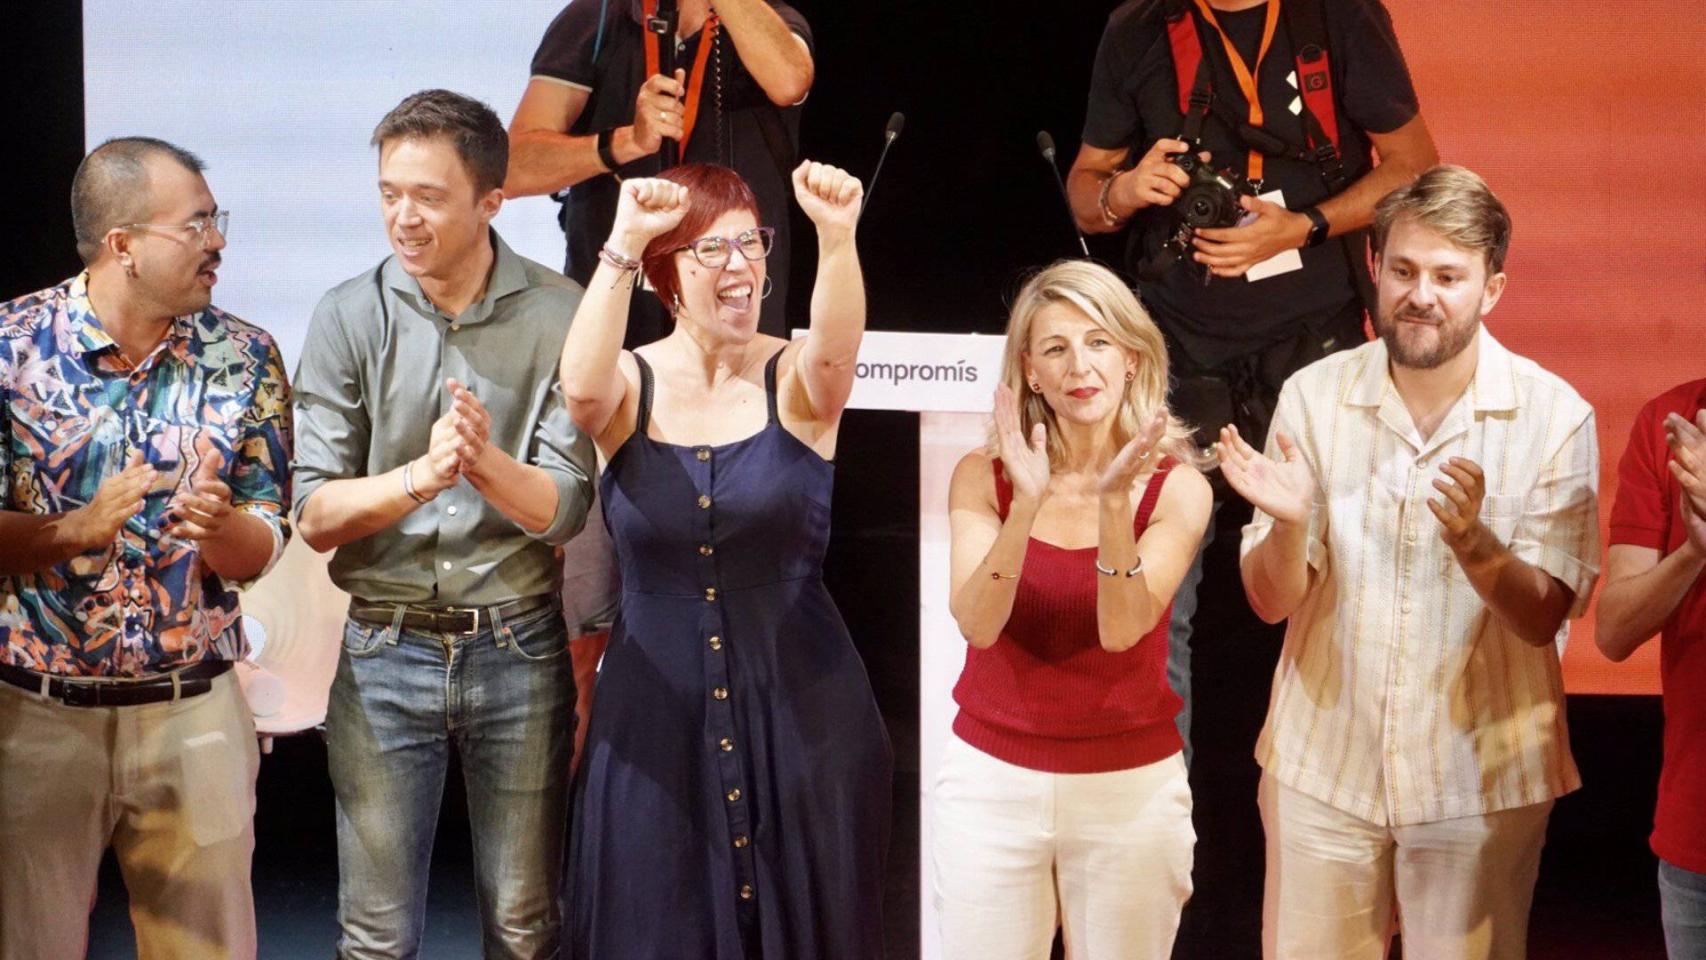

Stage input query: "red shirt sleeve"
[{"left": 1609, "top": 396, "right": 1671, "bottom": 549}]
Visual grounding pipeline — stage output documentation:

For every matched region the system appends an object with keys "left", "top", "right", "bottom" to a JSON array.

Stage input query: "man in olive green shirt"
[{"left": 291, "top": 89, "right": 594, "bottom": 960}]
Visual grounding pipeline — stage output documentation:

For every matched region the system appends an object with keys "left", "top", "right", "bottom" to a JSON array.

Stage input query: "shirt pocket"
[{"left": 1444, "top": 493, "right": 1525, "bottom": 583}]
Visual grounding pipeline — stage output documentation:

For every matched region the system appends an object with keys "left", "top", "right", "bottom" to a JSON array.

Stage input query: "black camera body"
[
  {"left": 1170, "top": 152, "right": 1258, "bottom": 230},
  {"left": 1137, "top": 150, "right": 1260, "bottom": 283}
]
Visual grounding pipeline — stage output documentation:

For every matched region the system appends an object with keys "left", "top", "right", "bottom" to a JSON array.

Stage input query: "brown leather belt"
[
  {"left": 347, "top": 594, "right": 559, "bottom": 636},
  {"left": 0, "top": 659, "right": 232, "bottom": 708}
]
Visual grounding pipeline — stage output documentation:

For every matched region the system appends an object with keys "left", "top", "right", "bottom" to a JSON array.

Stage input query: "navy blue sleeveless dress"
[{"left": 569, "top": 349, "right": 892, "bottom": 959}]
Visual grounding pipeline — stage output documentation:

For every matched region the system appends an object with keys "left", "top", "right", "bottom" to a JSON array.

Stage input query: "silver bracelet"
[
  {"left": 401, "top": 460, "right": 430, "bottom": 505},
  {"left": 1094, "top": 556, "right": 1144, "bottom": 578}
]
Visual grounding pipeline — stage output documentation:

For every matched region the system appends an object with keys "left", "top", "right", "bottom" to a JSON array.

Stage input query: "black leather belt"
[
  {"left": 347, "top": 594, "right": 559, "bottom": 635},
  {"left": 0, "top": 659, "right": 232, "bottom": 708}
]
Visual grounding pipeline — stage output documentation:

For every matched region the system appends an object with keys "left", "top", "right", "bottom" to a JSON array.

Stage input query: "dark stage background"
[{"left": 8, "top": 0, "right": 1693, "bottom": 957}]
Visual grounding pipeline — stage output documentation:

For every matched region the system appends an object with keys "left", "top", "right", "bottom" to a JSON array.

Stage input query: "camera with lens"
[{"left": 1137, "top": 150, "right": 1260, "bottom": 283}]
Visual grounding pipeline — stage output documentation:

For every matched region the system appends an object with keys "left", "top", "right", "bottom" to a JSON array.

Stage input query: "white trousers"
[
  {"left": 1259, "top": 773, "right": 1552, "bottom": 960},
  {"left": 931, "top": 734, "right": 1195, "bottom": 960}
]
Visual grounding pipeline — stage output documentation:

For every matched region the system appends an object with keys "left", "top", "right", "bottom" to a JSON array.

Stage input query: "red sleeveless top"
[{"left": 950, "top": 457, "right": 1185, "bottom": 773}]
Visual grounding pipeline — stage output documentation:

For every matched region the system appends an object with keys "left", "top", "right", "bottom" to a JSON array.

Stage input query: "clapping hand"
[
  {"left": 1097, "top": 410, "right": 1168, "bottom": 496},
  {"left": 70, "top": 451, "right": 155, "bottom": 550},
  {"left": 163, "top": 448, "right": 236, "bottom": 543},
  {"left": 447, "top": 378, "right": 493, "bottom": 473},
  {"left": 1216, "top": 424, "right": 1314, "bottom": 524},
  {"left": 1666, "top": 411, "right": 1706, "bottom": 552},
  {"left": 994, "top": 383, "right": 1049, "bottom": 508},
  {"left": 1427, "top": 457, "right": 1489, "bottom": 555}
]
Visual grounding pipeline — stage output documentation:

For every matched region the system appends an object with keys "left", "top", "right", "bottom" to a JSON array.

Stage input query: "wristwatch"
[
  {"left": 596, "top": 128, "right": 621, "bottom": 175},
  {"left": 1303, "top": 206, "right": 1330, "bottom": 248}
]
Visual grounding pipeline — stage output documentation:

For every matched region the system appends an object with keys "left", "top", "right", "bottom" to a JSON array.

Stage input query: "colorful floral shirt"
[{"left": 0, "top": 274, "right": 292, "bottom": 677}]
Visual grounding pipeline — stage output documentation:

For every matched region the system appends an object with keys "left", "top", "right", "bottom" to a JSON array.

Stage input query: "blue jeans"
[
  {"left": 1662, "top": 858, "right": 1706, "bottom": 959},
  {"left": 325, "top": 603, "right": 576, "bottom": 960},
  {"left": 1167, "top": 500, "right": 1218, "bottom": 767}
]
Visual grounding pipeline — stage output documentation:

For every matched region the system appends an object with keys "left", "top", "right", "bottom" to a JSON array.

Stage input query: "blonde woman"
[{"left": 934, "top": 260, "right": 1212, "bottom": 959}]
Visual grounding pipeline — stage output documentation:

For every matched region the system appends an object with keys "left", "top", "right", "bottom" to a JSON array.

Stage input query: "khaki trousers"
[
  {"left": 1259, "top": 773, "right": 1552, "bottom": 960},
  {"left": 0, "top": 670, "right": 259, "bottom": 960}
]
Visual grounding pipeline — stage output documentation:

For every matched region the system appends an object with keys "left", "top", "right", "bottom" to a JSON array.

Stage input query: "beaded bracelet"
[{"left": 598, "top": 245, "right": 644, "bottom": 288}]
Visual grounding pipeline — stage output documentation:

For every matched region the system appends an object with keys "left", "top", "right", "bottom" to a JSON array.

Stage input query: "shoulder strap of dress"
[
  {"left": 633, "top": 352, "right": 655, "bottom": 434},
  {"left": 763, "top": 346, "right": 786, "bottom": 425},
  {"left": 1133, "top": 456, "right": 1177, "bottom": 531}
]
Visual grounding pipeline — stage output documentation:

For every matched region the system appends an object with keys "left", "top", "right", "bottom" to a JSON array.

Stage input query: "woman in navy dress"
[{"left": 558, "top": 160, "right": 891, "bottom": 959}]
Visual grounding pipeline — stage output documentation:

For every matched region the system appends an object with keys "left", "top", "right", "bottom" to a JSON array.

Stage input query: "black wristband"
[
  {"left": 1303, "top": 206, "right": 1330, "bottom": 248},
  {"left": 596, "top": 128, "right": 621, "bottom": 175}
]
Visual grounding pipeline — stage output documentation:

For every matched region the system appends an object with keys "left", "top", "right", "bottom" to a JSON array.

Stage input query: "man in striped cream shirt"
[{"left": 1218, "top": 165, "right": 1601, "bottom": 960}]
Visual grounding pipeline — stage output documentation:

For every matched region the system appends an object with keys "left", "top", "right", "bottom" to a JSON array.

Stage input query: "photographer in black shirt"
[{"left": 1066, "top": 0, "right": 1437, "bottom": 759}]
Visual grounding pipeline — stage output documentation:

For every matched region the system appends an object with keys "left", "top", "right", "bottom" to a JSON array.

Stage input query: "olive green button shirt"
[{"left": 291, "top": 231, "right": 594, "bottom": 605}]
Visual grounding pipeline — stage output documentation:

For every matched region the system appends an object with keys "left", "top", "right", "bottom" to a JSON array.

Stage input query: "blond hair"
[
  {"left": 1374, "top": 164, "right": 1512, "bottom": 274},
  {"left": 992, "top": 260, "right": 1208, "bottom": 471}
]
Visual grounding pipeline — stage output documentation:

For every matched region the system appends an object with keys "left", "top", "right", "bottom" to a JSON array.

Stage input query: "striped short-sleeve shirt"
[{"left": 1241, "top": 327, "right": 1600, "bottom": 826}]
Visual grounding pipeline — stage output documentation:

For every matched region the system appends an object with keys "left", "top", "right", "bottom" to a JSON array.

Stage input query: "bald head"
[{"left": 71, "top": 137, "right": 205, "bottom": 265}]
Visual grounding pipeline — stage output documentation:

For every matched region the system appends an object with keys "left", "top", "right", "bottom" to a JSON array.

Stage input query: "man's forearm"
[
  {"left": 507, "top": 126, "right": 650, "bottom": 199},
  {"left": 1453, "top": 536, "right": 1575, "bottom": 647},
  {"left": 1242, "top": 519, "right": 1313, "bottom": 624},
  {"left": 713, "top": 0, "right": 812, "bottom": 104},
  {"left": 295, "top": 470, "right": 422, "bottom": 553},
  {"left": 466, "top": 450, "right": 560, "bottom": 536},
  {"left": 0, "top": 511, "right": 93, "bottom": 577},
  {"left": 1598, "top": 542, "right": 1705, "bottom": 661}
]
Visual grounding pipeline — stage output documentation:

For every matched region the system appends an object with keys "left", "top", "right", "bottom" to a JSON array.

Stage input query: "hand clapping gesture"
[
  {"left": 792, "top": 160, "right": 861, "bottom": 237},
  {"left": 1216, "top": 423, "right": 1314, "bottom": 525},
  {"left": 163, "top": 448, "right": 237, "bottom": 543},
  {"left": 1097, "top": 410, "right": 1168, "bottom": 497},
  {"left": 447, "top": 378, "right": 492, "bottom": 471},
  {"left": 71, "top": 451, "right": 155, "bottom": 550},
  {"left": 1665, "top": 411, "right": 1706, "bottom": 553},
  {"left": 994, "top": 383, "right": 1049, "bottom": 508},
  {"left": 1427, "top": 457, "right": 1489, "bottom": 555}
]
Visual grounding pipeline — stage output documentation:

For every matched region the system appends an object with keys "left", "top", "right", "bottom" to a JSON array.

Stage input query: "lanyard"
[
  {"left": 643, "top": 0, "right": 720, "bottom": 155},
  {"left": 1191, "top": 0, "right": 1281, "bottom": 182}
]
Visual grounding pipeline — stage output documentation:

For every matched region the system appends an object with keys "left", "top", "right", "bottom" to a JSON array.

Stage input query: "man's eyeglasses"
[
  {"left": 674, "top": 227, "right": 775, "bottom": 269},
  {"left": 119, "top": 211, "right": 230, "bottom": 249}
]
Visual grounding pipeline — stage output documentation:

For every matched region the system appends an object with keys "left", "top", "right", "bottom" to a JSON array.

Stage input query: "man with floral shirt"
[{"left": 0, "top": 137, "right": 290, "bottom": 960}]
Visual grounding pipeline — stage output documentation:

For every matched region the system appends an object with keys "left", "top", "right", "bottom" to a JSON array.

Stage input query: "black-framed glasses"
[
  {"left": 119, "top": 210, "right": 229, "bottom": 249},
  {"left": 674, "top": 226, "right": 775, "bottom": 268}
]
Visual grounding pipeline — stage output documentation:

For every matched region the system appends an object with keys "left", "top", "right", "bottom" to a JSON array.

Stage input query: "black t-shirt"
[
  {"left": 530, "top": 0, "right": 812, "bottom": 339},
  {"left": 1082, "top": 0, "right": 1419, "bottom": 368}
]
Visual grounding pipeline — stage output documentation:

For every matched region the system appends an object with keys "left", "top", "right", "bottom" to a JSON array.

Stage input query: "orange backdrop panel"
[{"left": 1386, "top": 1, "right": 1706, "bottom": 694}]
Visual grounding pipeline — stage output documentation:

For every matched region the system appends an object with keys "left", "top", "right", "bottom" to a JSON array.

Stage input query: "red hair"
[{"left": 641, "top": 164, "right": 763, "bottom": 311}]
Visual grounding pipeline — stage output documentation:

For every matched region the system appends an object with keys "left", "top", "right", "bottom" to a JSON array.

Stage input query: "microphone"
[
  {"left": 1036, "top": 131, "right": 1090, "bottom": 258},
  {"left": 650, "top": 0, "right": 681, "bottom": 168},
  {"left": 859, "top": 112, "right": 905, "bottom": 221}
]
